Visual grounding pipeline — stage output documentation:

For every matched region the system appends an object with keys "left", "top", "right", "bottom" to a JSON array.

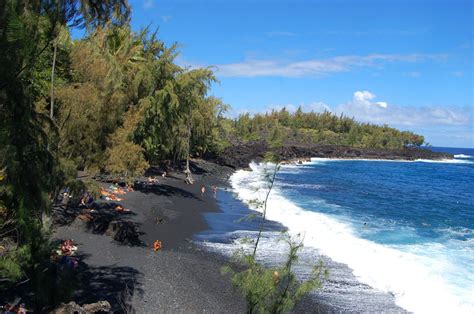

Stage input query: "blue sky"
[{"left": 118, "top": 0, "right": 472, "bottom": 147}]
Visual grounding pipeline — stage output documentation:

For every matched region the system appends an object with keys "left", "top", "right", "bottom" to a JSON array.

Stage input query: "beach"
[
  {"left": 52, "top": 160, "right": 333, "bottom": 313},
  {"left": 50, "top": 152, "right": 473, "bottom": 313},
  {"left": 53, "top": 162, "right": 245, "bottom": 312}
]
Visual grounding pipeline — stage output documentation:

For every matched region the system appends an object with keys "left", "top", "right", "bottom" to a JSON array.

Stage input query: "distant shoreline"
[{"left": 207, "top": 142, "right": 453, "bottom": 169}]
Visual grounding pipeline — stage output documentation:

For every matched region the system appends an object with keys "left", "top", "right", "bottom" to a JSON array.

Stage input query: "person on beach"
[
  {"left": 201, "top": 185, "right": 206, "bottom": 195},
  {"left": 153, "top": 240, "right": 162, "bottom": 251},
  {"left": 79, "top": 194, "right": 87, "bottom": 207},
  {"left": 211, "top": 185, "right": 217, "bottom": 198},
  {"left": 147, "top": 176, "right": 158, "bottom": 185}
]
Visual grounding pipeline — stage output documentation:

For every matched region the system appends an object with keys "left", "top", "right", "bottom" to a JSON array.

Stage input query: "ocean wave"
[
  {"left": 438, "top": 227, "right": 474, "bottom": 241},
  {"left": 414, "top": 158, "right": 473, "bottom": 164},
  {"left": 454, "top": 154, "right": 473, "bottom": 159},
  {"left": 276, "top": 182, "right": 325, "bottom": 190},
  {"left": 230, "top": 163, "right": 473, "bottom": 314},
  {"left": 308, "top": 157, "right": 473, "bottom": 164}
]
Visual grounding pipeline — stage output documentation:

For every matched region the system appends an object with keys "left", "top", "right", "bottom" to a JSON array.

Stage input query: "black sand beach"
[
  {"left": 53, "top": 166, "right": 248, "bottom": 312},
  {"left": 49, "top": 159, "right": 402, "bottom": 313}
]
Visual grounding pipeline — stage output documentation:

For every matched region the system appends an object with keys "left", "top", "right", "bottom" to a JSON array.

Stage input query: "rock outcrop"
[{"left": 207, "top": 142, "right": 453, "bottom": 169}]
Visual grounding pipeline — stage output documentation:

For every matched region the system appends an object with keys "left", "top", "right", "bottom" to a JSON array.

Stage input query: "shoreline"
[
  {"left": 226, "top": 153, "right": 473, "bottom": 313},
  {"left": 216, "top": 163, "right": 407, "bottom": 313},
  {"left": 207, "top": 143, "right": 454, "bottom": 170},
  {"left": 35, "top": 153, "right": 462, "bottom": 312},
  {"left": 45, "top": 160, "right": 339, "bottom": 312},
  {"left": 280, "top": 156, "right": 469, "bottom": 166}
]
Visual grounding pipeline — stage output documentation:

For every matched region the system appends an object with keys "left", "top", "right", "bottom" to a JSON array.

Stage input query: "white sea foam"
[
  {"left": 276, "top": 182, "right": 325, "bottom": 190},
  {"left": 230, "top": 162, "right": 474, "bottom": 314},
  {"left": 414, "top": 158, "right": 473, "bottom": 164},
  {"left": 454, "top": 154, "right": 472, "bottom": 159},
  {"left": 307, "top": 157, "right": 473, "bottom": 165}
]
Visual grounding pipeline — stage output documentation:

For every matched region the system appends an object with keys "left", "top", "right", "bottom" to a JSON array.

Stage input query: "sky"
[{"left": 107, "top": 0, "right": 472, "bottom": 147}]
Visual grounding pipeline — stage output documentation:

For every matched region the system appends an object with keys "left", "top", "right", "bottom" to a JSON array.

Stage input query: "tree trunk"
[
  {"left": 186, "top": 123, "right": 191, "bottom": 169},
  {"left": 184, "top": 121, "right": 194, "bottom": 184},
  {"left": 50, "top": 41, "right": 57, "bottom": 120}
]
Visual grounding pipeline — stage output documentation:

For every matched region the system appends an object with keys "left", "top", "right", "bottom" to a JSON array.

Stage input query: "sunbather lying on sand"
[
  {"left": 115, "top": 188, "right": 126, "bottom": 195},
  {"left": 99, "top": 188, "right": 123, "bottom": 201},
  {"left": 153, "top": 240, "right": 162, "bottom": 251},
  {"left": 77, "top": 213, "right": 93, "bottom": 221},
  {"left": 100, "top": 187, "right": 110, "bottom": 197},
  {"left": 147, "top": 176, "right": 158, "bottom": 184},
  {"left": 60, "top": 239, "right": 77, "bottom": 256},
  {"left": 114, "top": 205, "right": 130, "bottom": 212}
]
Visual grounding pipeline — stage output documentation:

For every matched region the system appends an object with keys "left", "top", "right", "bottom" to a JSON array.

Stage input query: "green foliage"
[
  {"left": 0, "top": 244, "right": 31, "bottom": 283},
  {"left": 0, "top": 0, "right": 130, "bottom": 309},
  {"left": 226, "top": 160, "right": 327, "bottom": 313},
  {"left": 136, "top": 67, "right": 217, "bottom": 162},
  {"left": 231, "top": 109, "right": 425, "bottom": 148},
  {"left": 224, "top": 234, "right": 328, "bottom": 313},
  {"left": 0, "top": 1, "right": 427, "bottom": 310},
  {"left": 105, "top": 105, "right": 149, "bottom": 181}
]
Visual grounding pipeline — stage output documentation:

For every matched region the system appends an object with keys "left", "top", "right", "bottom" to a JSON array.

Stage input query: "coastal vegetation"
[
  {"left": 231, "top": 109, "right": 425, "bottom": 149},
  {"left": 223, "top": 151, "right": 328, "bottom": 312},
  {"left": 223, "top": 233, "right": 327, "bottom": 313},
  {"left": 0, "top": 0, "right": 427, "bottom": 310}
]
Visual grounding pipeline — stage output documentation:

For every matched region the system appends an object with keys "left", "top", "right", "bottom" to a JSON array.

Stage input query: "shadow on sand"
[
  {"left": 74, "top": 260, "right": 143, "bottom": 312},
  {"left": 135, "top": 182, "right": 201, "bottom": 201},
  {"left": 53, "top": 202, "right": 145, "bottom": 247}
]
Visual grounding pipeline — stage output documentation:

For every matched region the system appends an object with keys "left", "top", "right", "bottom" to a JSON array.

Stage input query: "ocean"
[{"left": 196, "top": 147, "right": 474, "bottom": 313}]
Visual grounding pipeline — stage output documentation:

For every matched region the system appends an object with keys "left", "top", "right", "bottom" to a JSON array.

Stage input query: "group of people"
[
  {"left": 147, "top": 171, "right": 167, "bottom": 185},
  {"left": 200, "top": 185, "right": 218, "bottom": 198},
  {"left": 51, "top": 240, "right": 80, "bottom": 274},
  {"left": 99, "top": 184, "right": 132, "bottom": 201},
  {"left": 59, "top": 239, "right": 77, "bottom": 256},
  {"left": 1, "top": 303, "right": 27, "bottom": 314}
]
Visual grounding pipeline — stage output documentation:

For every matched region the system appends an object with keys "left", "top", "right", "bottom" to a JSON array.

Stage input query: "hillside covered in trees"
[
  {"left": 230, "top": 109, "right": 424, "bottom": 148},
  {"left": 0, "top": 0, "right": 432, "bottom": 309}
]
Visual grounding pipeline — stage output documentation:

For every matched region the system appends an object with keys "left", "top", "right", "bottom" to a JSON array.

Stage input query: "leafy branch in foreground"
[
  {"left": 223, "top": 233, "right": 328, "bottom": 313},
  {"left": 252, "top": 157, "right": 279, "bottom": 258},
  {"left": 224, "top": 148, "right": 328, "bottom": 313}
]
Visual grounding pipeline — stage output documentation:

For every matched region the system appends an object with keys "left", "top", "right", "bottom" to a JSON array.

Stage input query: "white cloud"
[
  {"left": 265, "top": 102, "right": 331, "bottom": 114},
  {"left": 215, "top": 53, "right": 446, "bottom": 78},
  {"left": 335, "top": 91, "right": 470, "bottom": 126},
  {"left": 238, "top": 91, "right": 471, "bottom": 128},
  {"left": 227, "top": 101, "right": 331, "bottom": 118},
  {"left": 161, "top": 15, "right": 172, "bottom": 23},
  {"left": 307, "top": 102, "right": 332, "bottom": 112},
  {"left": 353, "top": 90, "right": 376, "bottom": 104},
  {"left": 143, "top": 0, "right": 153, "bottom": 8}
]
